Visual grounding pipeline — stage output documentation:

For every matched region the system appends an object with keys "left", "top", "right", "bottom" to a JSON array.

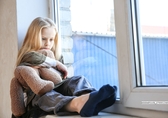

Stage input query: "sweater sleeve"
[
  {"left": 19, "top": 51, "right": 46, "bottom": 66},
  {"left": 19, "top": 51, "right": 57, "bottom": 67},
  {"left": 42, "top": 56, "right": 57, "bottom": 67}
]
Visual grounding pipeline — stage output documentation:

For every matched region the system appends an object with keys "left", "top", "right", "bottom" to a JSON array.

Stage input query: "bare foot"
[{"left": 64, "top": 93, "right": 90, "bottom": 113}]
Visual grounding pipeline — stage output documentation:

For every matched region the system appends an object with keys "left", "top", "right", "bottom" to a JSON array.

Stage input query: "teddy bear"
[{"left": 10, "top": 49, "right": 67, "bottom": 117}]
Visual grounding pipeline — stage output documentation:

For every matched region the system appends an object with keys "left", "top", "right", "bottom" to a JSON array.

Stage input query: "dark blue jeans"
[{"left": 31, "top": 76, "right": 96, "bottom": 115}]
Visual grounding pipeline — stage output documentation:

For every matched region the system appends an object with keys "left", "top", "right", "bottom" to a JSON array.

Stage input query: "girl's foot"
[
  {"left": 93, "top": 86, "right": 117, "bottom": 115},
  {"left": 80, "top": 84, "right": 116, "bottom": 117}
]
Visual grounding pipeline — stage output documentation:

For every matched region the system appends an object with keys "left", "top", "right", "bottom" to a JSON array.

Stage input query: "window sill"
[{"left": 40, "top": 112, "right": 139, "bottom": 118}]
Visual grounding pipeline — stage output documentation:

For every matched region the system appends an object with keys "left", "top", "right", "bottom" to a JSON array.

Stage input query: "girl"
[{"left": 12, "top": 17, "right": 117, "bottom": 117}]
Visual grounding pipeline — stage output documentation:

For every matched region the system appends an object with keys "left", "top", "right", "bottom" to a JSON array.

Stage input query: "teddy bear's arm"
[
  {"left": 10, "top": 77, "right": 26, "bottom": 116},
  {"left": 14, "top": 66, "right": 54, "bottom": 95}
]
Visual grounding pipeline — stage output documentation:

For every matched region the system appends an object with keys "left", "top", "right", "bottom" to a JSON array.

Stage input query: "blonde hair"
[{"left": 16, "top": 17, "right": 61, "bottom": 66}]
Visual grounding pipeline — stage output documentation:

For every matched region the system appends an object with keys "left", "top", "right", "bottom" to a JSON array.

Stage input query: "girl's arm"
[
  {"left": 43, "top": 57, "right": 68, "bottom": 79},
  {"left": 20, "top": 51, "right": 68, "bottom": 79}
]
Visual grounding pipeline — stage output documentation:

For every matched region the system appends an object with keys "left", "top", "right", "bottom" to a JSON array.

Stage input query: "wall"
[
  {"left": 59, "top": 0, "right": 74, "bottom": 77},
  {"left": 0, "top": 0, "right": 18, "bottom": 117},
  {"left": 17, "top": 0, "right": 49, "bottom": 49},
  {"left": 0, "top": 0, "right": 49, "bottom": 117}
]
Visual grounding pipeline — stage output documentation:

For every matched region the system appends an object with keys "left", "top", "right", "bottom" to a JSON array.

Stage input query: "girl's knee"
[{"left": 72, "top": 75, "right": 86, "bottom": 81}]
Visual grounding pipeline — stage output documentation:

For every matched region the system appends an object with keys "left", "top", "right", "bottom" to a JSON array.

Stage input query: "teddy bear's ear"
[
  {"left": 38, "top": 49, "right": 55, "bottom": 59},
  {"left": 38, "top": 49, "right": 48, "bottom": 56}
]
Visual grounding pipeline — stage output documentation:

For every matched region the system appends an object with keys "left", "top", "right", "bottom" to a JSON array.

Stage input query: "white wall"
[
  {"left": 0, "top": 0, "right": 17, "bottom": 117},
  {"left": 0, "top": 0, "right": 49, "bottom": 117},
  {"left": 17, "top": 0, "right": 49, "bottom": 49}
]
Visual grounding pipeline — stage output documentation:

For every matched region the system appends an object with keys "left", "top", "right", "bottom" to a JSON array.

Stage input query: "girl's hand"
[{"left": 56, "top": 61, "right": 68, "bottom": 79}]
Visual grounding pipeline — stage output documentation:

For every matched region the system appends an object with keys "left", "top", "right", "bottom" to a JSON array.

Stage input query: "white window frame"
[
  {"left": 49, "top": 0, "right": 168, "bottom": 117},
  {"left": 105, "top": 0, "right": 168, "bottom": 117},
  {"left": 48, "top": 0, "right": 60, "bottom": 33}
]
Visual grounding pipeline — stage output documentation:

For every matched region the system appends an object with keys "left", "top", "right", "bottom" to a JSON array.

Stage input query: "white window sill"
[{"left": 40, "top": 112, "right": 139, "bottom": 118}]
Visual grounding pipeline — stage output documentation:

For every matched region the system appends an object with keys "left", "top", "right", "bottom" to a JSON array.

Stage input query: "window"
[
  {"left": 70, "top": 0, "right": 120, "bottom": 98},
  {"left": 137, "top": 0, "right": 168, "bottom": 86},
  {"left": 71, "top": 0, "right": 115, "bottom": 33},
  {"left": 51, "top": 0, "right": 168, "bottom": 117},
  {"left": 106, "top": 0, "right": 168, "bottom": 117}
]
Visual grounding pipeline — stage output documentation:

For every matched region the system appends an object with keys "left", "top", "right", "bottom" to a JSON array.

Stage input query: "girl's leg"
[
  {"left": 55, "top": 76, "right": 117, "bottom": 116},
  {"left": 55, "top": 75, "right": 96, "bottom": 96},
  {"left": 64, "top": 84, "right": 117, "bottom": 117},
  {"left": 31, "top": 90, "right": 75, "bottom": 114},
  {"left": 31, "top": 76, "right": 94, "bottom": 115},
  {"left": 32, "top": 76, "right": 117, "bottom": 117}
]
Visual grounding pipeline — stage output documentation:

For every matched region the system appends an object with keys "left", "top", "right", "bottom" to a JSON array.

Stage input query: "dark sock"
[
  {"left": 93, "top": 86, "right": 117, "bottom": 115},
  {"left": 80, "top": 84, "right": 116, "bottom": 117}
]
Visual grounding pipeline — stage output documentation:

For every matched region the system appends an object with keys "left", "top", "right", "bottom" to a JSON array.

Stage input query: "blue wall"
[
  {"left": 143, "top": 37, "right": 168, "bottom": 85},
  {"left": 72, "top": 35, "right": 119, "bottom": 97},
  {"left": 72, "top": 35, "right": 168, "bottom": 97}
]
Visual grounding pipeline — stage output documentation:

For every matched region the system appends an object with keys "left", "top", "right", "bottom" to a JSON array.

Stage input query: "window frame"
[
  {"left": 105, "top": 0, "right": 168, "bottom": 117},
  {"left": 48, "top": 0, "right": 60, "bottom": 32}
]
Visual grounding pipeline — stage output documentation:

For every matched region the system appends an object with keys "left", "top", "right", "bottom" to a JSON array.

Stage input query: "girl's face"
[{"left": 40, "top": 27, "right": 56, "bottom": 50}]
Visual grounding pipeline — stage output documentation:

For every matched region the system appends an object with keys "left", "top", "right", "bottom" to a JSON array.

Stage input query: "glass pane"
[
  {"left": 71, "top": 0, "right": 115, "bottom": 33},
  {"left": 139, "top": 0, "right": 168, "bottom": 86},
  {"left": 71, "top": 0, "right": 119, "bottom": 97}
]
